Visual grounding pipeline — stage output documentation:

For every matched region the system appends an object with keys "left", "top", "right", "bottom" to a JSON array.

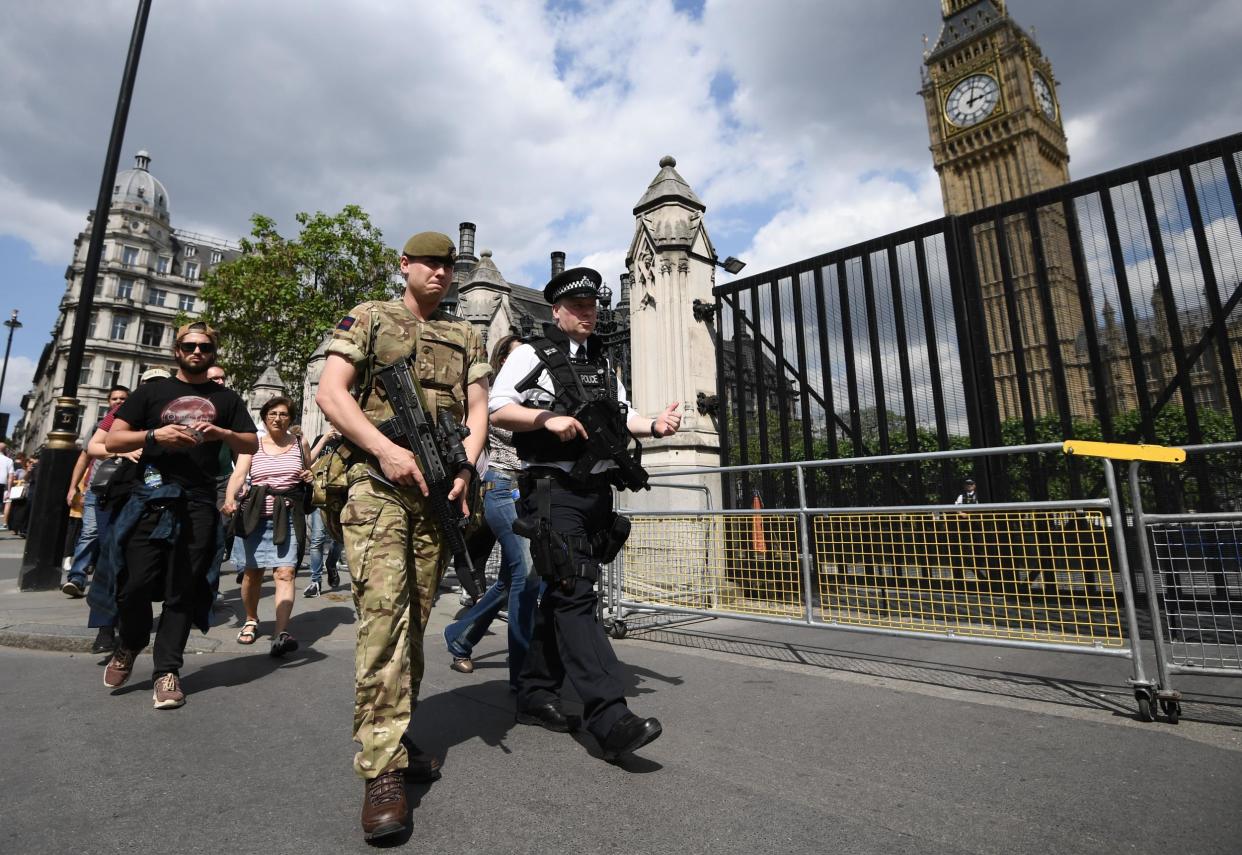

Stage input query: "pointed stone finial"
[
  {"left": 659, "top": 155, "right": 676, "bottom": 168},
  {"left": 481, "top": 249, "right": 492, "bottom": 258}
]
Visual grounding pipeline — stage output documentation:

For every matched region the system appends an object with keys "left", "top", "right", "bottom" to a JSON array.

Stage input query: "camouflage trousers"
[{"left": 340, "top": 468, "right": 446, "bottom": 780}]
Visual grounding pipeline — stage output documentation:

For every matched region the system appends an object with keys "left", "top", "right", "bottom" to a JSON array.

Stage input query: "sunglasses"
[{"left": 178, "top": 341, "right": 216, "bottom": 354}]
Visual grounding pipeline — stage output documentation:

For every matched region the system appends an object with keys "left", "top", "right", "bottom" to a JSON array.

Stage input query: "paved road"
[{"left": 2, "top": 530, "right": 1241, "bottom": 853}]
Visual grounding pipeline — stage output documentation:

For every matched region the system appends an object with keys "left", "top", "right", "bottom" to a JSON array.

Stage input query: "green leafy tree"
[{"left": 198, "top": 205, "right": 400, "bottom": 402}]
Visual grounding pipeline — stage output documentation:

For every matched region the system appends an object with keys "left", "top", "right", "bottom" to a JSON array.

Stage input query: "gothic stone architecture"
[{"left": 16, "top": 152, "right": 240, "bottom": 453}]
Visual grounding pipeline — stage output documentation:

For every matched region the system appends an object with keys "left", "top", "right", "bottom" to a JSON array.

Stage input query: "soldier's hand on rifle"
[
  {"left": 377, "top": 444, "right": 430, "bottom": 496},
  {"left": 545, "top": 414, "right": 588, "bottom": 442},
  {"left": 654, "top": 401, "right": 682, "bottom": 437},
  {"left": 447, "top": 468, "right": 473, "bottom": 516}
]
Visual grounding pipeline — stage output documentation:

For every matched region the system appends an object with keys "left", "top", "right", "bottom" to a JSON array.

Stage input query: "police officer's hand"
[
  {"left": 545, "top": 415, "right": 588, "bottom": 442},
  {"left": 654, "top": 401, "right": 682, "bottom": 437},
  {"left": 377, "top": 445, "right": 430, "bottom": 496}
]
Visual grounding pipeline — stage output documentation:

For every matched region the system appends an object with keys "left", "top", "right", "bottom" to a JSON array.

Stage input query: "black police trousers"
[{"left": 515, "top": 476, "right": 630, "bottom": 743}]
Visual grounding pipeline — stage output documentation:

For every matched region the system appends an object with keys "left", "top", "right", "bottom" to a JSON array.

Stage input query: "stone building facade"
[{"left": 16, "top": 152, "right": 240, "bottom": 452}]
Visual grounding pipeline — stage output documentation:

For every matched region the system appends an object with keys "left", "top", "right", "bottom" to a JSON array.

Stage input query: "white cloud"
[
  {"left": 0, "top": 355, "right": 35, "bottom": 417},
  {"left": 1, "top": 0, "right": 1239, "bottom": 313},
  {"left": 0, "top": 176, "right": 87, "bottom": 264}
]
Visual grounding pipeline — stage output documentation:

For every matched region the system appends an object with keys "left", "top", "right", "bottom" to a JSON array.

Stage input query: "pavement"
[{"left": 1, "top": 527, "right": 1241, "bottom": 854}]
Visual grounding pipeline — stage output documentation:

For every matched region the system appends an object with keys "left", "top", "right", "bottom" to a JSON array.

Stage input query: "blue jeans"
[
  {"left": 68, "top": 491, "right": 111, "bottom": 586},
  {"left": 306, "top": 508, "right": 340, "bottom": 585},
  {"left": 444, "top": 470, "right": 540, "bottom": 687}
]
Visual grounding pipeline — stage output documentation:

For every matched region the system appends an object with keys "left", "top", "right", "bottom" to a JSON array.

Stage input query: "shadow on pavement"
[{"left": 623, "top": 614, "right": 1242, "bottom": 728}]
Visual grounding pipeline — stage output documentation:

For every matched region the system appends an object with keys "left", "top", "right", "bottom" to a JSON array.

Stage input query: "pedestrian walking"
[
  {"left": 224, "top": 395, "right": 311, "bottom": 656},
  {"left": 95, "top": 322, "right": 257, "bottom": 710},
  {"left": 443, "top": 334, "right": 540, "bottom": 687}
]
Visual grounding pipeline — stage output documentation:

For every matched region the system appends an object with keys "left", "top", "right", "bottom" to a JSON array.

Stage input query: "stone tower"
[
  {"left": 625, "top": 156, "right": 721, "bottom": 504},
  {"left": 921, "top": 0, "right": 1092, "bottom": 422}
]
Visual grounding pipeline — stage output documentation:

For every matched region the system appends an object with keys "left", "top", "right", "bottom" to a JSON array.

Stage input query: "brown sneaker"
[
  {"left": 103, "top": 648, "right": 136, "bottom": 689},
  {"left": 361, "top": 771, "right": 408, "bottom": 841},
  {"left": 152, "top": 673, "right": 185, "bottom": 710}
]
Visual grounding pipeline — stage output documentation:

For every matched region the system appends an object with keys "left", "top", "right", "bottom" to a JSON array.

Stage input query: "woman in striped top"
[{"left": 224, "top": 396, "right": 311, "bottom": 657}]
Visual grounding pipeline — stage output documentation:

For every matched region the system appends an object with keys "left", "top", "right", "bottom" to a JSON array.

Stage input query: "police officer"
[
  {"left": 315, "top": 231, "right": 490, "bottom": 842},
  {"left": 955, "top": 478, "right": 979, "bottom": 504},
  {"left": 490, "top": 265, "right": 682, "bottom": 762}
]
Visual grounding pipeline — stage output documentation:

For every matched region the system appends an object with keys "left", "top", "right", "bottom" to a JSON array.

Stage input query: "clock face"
[
  {"left": 945, "top": 73, "right": 1001, "bottom": 127},
  {"left": 1032, "top": 71, "right": 1057, "bottom": 121}
]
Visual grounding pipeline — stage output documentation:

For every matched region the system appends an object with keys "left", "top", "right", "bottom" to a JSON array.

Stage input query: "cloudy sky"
[{"left": 1, "top": 0, "right": 1239, "bottom": 420}]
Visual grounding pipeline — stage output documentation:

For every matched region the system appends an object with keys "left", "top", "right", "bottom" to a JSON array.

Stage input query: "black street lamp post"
[
  {"left": 19, "top": 0, "right": 153, "bottom": 591},
  {"left": 0, "top": 310, "right": 22, "bottom": 438}
]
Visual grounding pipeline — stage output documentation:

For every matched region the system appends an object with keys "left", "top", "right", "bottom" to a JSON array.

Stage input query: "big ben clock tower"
[
  {"left": 922, "top": 0, "right": 1070, "bottom": 214},
  {"left": 921, "top": 0, "right": 1092, "bottom": 423}
]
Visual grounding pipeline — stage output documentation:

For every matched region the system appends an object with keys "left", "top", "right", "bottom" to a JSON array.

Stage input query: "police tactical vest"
[{"left": 514, "top": 328, "right": 620, "bottom": 464}]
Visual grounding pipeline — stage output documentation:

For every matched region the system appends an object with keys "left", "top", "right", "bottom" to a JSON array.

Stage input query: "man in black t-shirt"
[{"left": 101, "top": 322, "right": 258, "bottom": 710}]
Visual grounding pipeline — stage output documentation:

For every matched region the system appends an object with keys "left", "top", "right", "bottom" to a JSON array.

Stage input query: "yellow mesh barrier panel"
[
  {"left": 623, "top": 515, "right": 803, "bottom": 618},
  {"left": 814, "top": 510, "right": 1124, "bottom": 647}
]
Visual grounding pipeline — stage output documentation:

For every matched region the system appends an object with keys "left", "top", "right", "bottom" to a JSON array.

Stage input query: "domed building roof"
[{"left": 112, "top": 150, "right": 170, "bottom": 220}]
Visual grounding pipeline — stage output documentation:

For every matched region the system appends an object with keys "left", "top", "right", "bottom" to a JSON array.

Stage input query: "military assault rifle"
[
  {"left": 373, "top": 358, "right": 487, "bottom": 600},
  {"left": 568, "top": 399, "right": 650, "bottom": 491},
  {"left": 514, "top": 358, "right": 650, "bottom": 492}
]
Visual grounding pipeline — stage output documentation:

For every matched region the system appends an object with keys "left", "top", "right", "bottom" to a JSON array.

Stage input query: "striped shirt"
[{"left": 249, "top": 438, "right": 304, "bottom": 515}]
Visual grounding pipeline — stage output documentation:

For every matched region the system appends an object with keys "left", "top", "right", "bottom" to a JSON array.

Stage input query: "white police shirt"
[{"left": 489, "top": 340, "right": 630, "bottom": 475}]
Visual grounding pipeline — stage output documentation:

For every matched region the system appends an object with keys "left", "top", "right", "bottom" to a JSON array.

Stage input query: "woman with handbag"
[{"left": 223, "top": 396, "right": 312, "bottom": 657}]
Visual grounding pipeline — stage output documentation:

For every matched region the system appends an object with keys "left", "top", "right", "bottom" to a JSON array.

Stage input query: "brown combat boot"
[{"left": 361, "top": 771, "right": 408, "bottom": 841}]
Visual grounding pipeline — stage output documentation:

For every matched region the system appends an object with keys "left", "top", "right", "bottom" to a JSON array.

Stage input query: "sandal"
[
  {"left": 237, "top": 620, "right": 259, "bottom": 645},
  {"left": 270, "top": 631, "right": 299, "bottom": 658}
]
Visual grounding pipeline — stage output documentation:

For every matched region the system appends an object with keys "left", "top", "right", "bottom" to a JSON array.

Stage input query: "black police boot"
[
  {"left": 600, "top": 713, "right": 662, "bottom": 761},
  {"left": 516, "top": 702, "right": 581, "bottom": 733}
]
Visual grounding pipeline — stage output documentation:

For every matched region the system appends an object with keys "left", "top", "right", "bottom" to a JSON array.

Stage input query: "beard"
[{"left": 175, "top": 349, "right": 216, "bottom": 378}]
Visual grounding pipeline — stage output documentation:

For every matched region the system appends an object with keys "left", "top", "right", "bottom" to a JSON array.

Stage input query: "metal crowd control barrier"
[
  {"left": 1127, "top": 441, "right": 1242, "bottom": 724},
  {"left": 611, "top": 442, "right": 1162, "bottom": 719}
]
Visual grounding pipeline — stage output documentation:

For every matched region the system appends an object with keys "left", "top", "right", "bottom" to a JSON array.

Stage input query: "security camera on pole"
[{"left": 19, "top": 0, "right": 152, "bottom": 590}]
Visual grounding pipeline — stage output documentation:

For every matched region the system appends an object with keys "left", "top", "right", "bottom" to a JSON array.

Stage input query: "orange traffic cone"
[{"left": 751, "top": 489, "right": 767, "bottom": 553}]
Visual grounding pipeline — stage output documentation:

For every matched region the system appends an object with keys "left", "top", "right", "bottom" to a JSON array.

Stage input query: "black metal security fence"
[{"left": 712, "top": 132, "right": 1242, "bottom": 512}]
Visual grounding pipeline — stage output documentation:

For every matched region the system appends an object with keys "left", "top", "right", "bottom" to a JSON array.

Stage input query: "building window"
[
  {"left": 178, "top": 293, "right": 195, "bottom": 312},
  {"left": 146, "top": 287, "right": 167, "bottom": 307},
  {"left": 87, "top": 310, "right": 99, "bottom": 338},
  {"left": 105, "top": 360, "right": 122, "bottom": 388},
  {"left": 184, "top": 245, "right": 197, "bottom": 257},
  {"left": 157, "top": 255, "right": 170, "bottom": 274},
  {"left": 116, "top": 278, "right": 134, "bottom": 300},
  {"left": 184, "top": 261, "right": 199, "bottom": 280},
  {"left": 78, "top": 361, "right": 94, "bottom": 388},
  {"left": 97, "top": 404, "right": 111, "bottom": 422},
  {"left": 141, "top": 321, "right": 165, "bottom": 347},
  {"left": 210, "top": 250, "right": 223, "bottom": 264},
  {"left": 122, "top": 246, "right": 140, "bottom": 267},
  {"left": 110, "top": 313, "right": 130, "bottom": 340}
]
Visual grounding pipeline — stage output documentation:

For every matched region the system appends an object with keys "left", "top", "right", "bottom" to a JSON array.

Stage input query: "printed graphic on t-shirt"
[{"left": 161, "top": 396, "right": 218, "bottom": 426}]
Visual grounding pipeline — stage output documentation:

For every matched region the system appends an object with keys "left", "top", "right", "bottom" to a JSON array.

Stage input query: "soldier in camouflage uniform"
[{"left": 316, "top": 231, "right": 490, "bottom": 842}]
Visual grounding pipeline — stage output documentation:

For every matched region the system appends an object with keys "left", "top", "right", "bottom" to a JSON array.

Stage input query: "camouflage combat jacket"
[{"left": 326, "top": 299, "right": 490, "bottom": 426}]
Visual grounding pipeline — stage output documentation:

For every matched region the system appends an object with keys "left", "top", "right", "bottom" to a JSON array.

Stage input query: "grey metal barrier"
[
  {"left": 1129, "top": 441, "right": 1242, "bottom": 723},
  {"left": 611, "top": 442, "right": 1163, "bottom": 719}
]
